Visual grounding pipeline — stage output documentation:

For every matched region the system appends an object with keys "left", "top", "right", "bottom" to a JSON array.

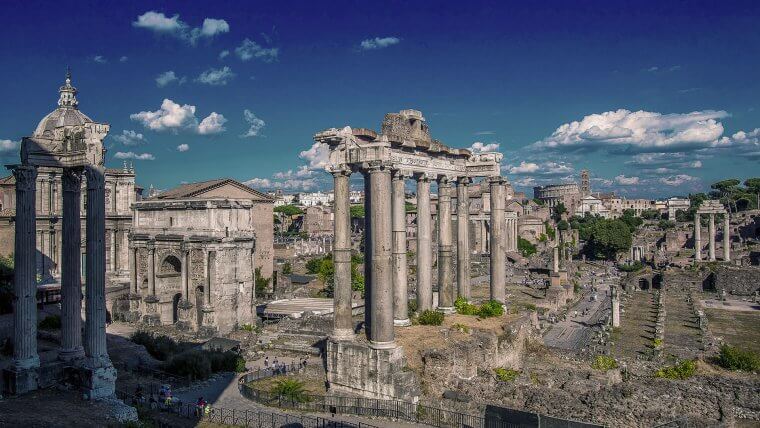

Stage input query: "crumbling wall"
[{"left": 712, "top": 266, "right": 760, "bottom": 296}]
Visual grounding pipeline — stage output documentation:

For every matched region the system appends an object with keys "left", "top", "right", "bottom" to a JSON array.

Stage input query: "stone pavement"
[{"left": 543, "top": 282, "right": 611, "bottom": 351}]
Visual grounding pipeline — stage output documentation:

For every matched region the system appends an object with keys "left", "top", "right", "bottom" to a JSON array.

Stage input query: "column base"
[
  {"left": 199, "top": 306, "right": 217, "bottom": 337},
  {"left": 436, "top": 306, "right": 456, "bottom": 315},
  {"left": 80, "top": 360, "right": 117, "bottom": 400},
  {"left": 142, "top": 295, "right": 161, "bottom": 325},
  {"left": 368, "top": 340, "right": 397, "bottom": 350},
  {"left": 59, "top": 346, "right": 85, "bottom": 362},
  {"left": 393, "top": 318, "right": 412, "bottom": 327},
  {"left": 331, "top": 328, "right": 356, "bottom": 341},
  {"left": 2, "top": 366, "right": 39, "bottom": 395},
  {"left": 175, "top": 300, "right": 195, "bottom": 331}
]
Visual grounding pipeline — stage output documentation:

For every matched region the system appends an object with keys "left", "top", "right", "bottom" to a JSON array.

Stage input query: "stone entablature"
[{"left": 694, "top": 200, "right": 730, "bottom": 262}]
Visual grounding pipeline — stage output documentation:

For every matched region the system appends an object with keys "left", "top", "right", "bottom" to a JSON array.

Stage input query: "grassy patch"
[
  {"left": 591, "top": 355, "right": 618, "bottom": 371},
  {"left": 451, "top": 323, "right": 470, "bottom": 333},
  {"left": 655, "top": 360, "right": 697, "bottom": 380},
  {"left": 717, "top": 345, "right": 760, "bottom": 372},
  {"left": 493, "top": 367, "right": 520, "bottom": 382},
  {"left": 418, "top": 310, "right": 444, "bottom": 326},
  {"left": 271, "top": 378, "right": 310, "bottom": 403},
  {"left": 454, "top": 297, "right": 504, "bottom": 318}
]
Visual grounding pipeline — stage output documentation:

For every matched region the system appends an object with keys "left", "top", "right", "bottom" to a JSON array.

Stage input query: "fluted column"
[
  {"left": 437, "top": 177, "right": 455, "bottom": 313},
  {"left": 723, "top": 215, "right": 730, "bottom": 261},
  {"left": 59, "top": 168, "right": 84, "bottom": 362},
  {"left": 331, "top": 169, "right": 354, "bottom": 339},
  {"left": 416, "top": 174, "right": 433, "bottom": 311},
  {"left": 708, "top": 213, "right": 716, "bottom": 261},
  {"left": 10, "top": 165, "right": 40, "bottom": 375},
  {"left": 130, "top": 247, "right": 138, "bottom": 295},
  {"left": 367, "top": 163, "right": 394, "bottom": 349},
  {"left": 83, "top": 166, "right": 109, "bottom": 367},
  {"left": 694, "top": 215, "right": 702, "bottom": 261},
  {"left": 392, "top": 170, "right": 411, "bottom": 326},
  {"left": 456, "top": 177, "right": 471, "bottom": 300},
  {"left": 489, "top": 177, "right": 506, "bottom": 304}
]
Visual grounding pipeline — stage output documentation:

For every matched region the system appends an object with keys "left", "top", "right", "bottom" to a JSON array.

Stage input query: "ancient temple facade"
[{"left": 124, "top": 178, "right": 274, "bottom": 334}]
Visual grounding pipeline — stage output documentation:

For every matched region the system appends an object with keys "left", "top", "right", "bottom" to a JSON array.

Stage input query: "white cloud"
[
  {"left": 155, "top": 71, "right": 186, "bottom": 87},
  {"left": 114, "top": 151, "right": 155, "bottom": 160},
  {"left": 469, "top": 142, "right": 500, "bottom": 153},
  {"left": 93, "top": 55, "right": 107, "bottom": 64},
  {"left": 531, "top": 109, "right": 729, "bottom": 153},
  {"left": 119, "top": 56, "right": 128, "bottom": 62},
  {"left": 219, "top": 50, "right": 230, "bottom": 60},
  {"left": 274, "top": 166, "right": 314, "bottom": 179},
  {"left": 0, "top": 139, "right": 18, "bottom": 153},
  {"left": 197, "top": 112, "right": 227, "bottom": 135},
  {"left": 615, "top": 175, "right": 640, "bottom": 185},
  {"left": 659, "top": 174, "right": 697, "bottom": 186},
  {"left": 112, "top": 130, "right": 147, "bottom": 146},
  {"left": 133, "top": 11, "right": 229, "bottom": 45},
  {"left": 200, "top": 18, "right": 229, "bottom": 37},
  {"left": 244, "top": 177, "right": 272, "bottom": 188},
  {"left": 705, "top": 128, "right": 760, "bottom": 160},
  {"left": 235, "top": 38, "right": 278, "bottom": 62},
  {"left": 245, "top": 177, "right": 318, "bottom": 191},
  {"left": 646, "top": 66, "right": 659, "bottom": 72},
  {"left": 690, "top": 160, "right": 702, "bottom": 168},
  {"left": 360, "top": 36, "right": 401, "bottom": 50},
  {"left": 299, "top": 142, "right": 330, "bottom": 170},
  {"left": 241, "top": 109, "right": 265, "bottom": 138},
  {"left": 196, "top": 66, "right": 235, "bottom": 85},
  {"left": 131, "top": 99, "right": 198, "bottom": 132},
  {"left": 177, "top": 144, "right": 189, "bottom": 152},
  {"left": 507, "top": 161, "right": 539, "bottom": 174},
  {"left": 512, "top": 177, "right": 536, "bottom": 187}
]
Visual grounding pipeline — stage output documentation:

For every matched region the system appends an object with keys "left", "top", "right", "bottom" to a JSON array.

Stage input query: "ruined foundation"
[{"left": 326, "top": 339, "right": 419, "bottom": 402}]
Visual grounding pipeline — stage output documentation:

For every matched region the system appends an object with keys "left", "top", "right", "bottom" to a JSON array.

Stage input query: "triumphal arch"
[
  {"left": 3, "top": 71, "right": 115, "bottom": 398},
  {"left": 315, "top": 109, "right": 506, "bottom": 399}
]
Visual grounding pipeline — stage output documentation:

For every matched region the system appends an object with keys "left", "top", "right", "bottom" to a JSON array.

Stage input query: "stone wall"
[{"left": 706, "top": 266, "right": 760, "bottom": 296}]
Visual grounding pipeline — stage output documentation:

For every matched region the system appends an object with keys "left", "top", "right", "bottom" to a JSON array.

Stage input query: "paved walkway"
[{"left": 543, "top": 282, "right": 611, "bottom": 351}]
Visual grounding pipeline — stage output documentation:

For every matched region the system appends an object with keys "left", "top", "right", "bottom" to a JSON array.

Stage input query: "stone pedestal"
[
  {"left": 199, "top": 306, "right": 217, "bottom": 337},
  {"left": 79, "top": 363, "right": 117, "bottom": 400},
  {"left": 123, "top": 293, "right": 142, "bottom": 323},
  {"left": 142, "top": 296, "right": 161, "bottom": 325},
  {"left": 3, "top": 366, "right": 38, "bottom": 396},
  {"left": 325, "top": 339, "right": 419, "bottom": 402},
  {"left": 549, "top": 272, "right": 562, "bottom": 287},
  {"left": 175, "top": 300, "right": 195, "bottom": 331}
]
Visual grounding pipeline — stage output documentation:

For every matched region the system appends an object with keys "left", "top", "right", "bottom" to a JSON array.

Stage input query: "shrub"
[
  {"left": 241, "top": 323, "right": 255, "bottom": 332},
  {"left": 523, "top": 303, "right": 537, "bottom": 312},
  {"left": 618, "top": 261, "right": 644, "bottom": 272},
  {"left": 407, "top": 299, "right": 418, "bottom": 317},
  {"left": 454, "top": 297, "right": 478, "bottom": 315},
  {"left": 653, "top": 338, "right": 663, "bottom": 348},
  {"left": 655, "top": 360, "right": 697, "bottom": 380},
  {"left": 281, "top": 262, "right": 292, "bottom": 275},
  {"left": 451, "top": 323, "right": 470, "bottom": 333},
  {"left": 493, "top": 367, "right": 520, "bottom": 382},
  {"left": 38, "top": 314, "right": 61, "bottom": 330},
  {"left": 518, "top": 238, "right": 537, "bottom": 257},
  {"left": 573, "top": 283, "right": 581, "bottom": 293},
  {"left": 478, "top": 300, "right": 504, "bottom": 318},
  {"left": 130, "top": 331, "right": 180, "bottom": 361},
  {"left": 591, "top": 355, "right": 618, "bottom": 371},
  {"left": 165, "top": 351, "right": 212, "bottom": 380},
  {"left": 717, "top": 345, "right": 760, "bottom": 372},
  {"left": 208, "top": 350, "right": 243, "bottom": 372},
  {"left": 418, "top": 310, "right": 444, "bottom": 326},
  {"left": 272, "top": 378, "right": 309, "bottom": 403}
]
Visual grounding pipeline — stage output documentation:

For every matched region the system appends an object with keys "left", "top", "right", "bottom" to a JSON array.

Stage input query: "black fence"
[{"left": 117, "top": 384, "right": 379, "bottom": 428}]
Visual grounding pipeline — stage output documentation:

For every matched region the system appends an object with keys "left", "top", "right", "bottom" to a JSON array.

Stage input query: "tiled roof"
[{"left": 151, "top": 178, "right": 273, "bottom": 201}]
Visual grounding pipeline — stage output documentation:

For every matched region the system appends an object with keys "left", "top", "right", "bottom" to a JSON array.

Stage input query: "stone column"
[
  {"left": 611, "top": 285, "right": 620, "bottom": 328},
  {"left": 694, "top": 215, "right": 702, "bottom": 261},
  {"left": 59, "top": 168, "right": 84, "bottom": 362},
  {"left": 130, "top": 247, "right": 138, "bottom": 295},
  {"left": 367, "top": 163, "right": 395, "bottom": 349},
  {"left": 489, "top": 177, "right": 506, "bottom": 304},
  {"left": 83, "top": 166, "right": 109, "bottom": 367},
  {"left": 553, "top": 246, "right": 560, "bottom": 273},
  {"left": 723, "top": 215, "right": 730, "bottom": 261},
  {"left": 416, "top": 174, "right": 433, "bottom": 311},
  {"left": 392, "top": 170, "right": 411, "bottom": 326},
  {"left": 142, "top": 244, "right": 160, "bottom": 325},
  {"left": 708, "top": 213, "right": 716, "bottom": 261},
  {"left": 456, "top": 177, "right": 471, "bottom": 300},
  {"left": 363, "top": 173, "right": 373, "bottom": 330},
  {"left": 331, "top": 169, "right": 354, "bottom": 339},
  {"left": 7, "top": 166, "right": 40, "bottom": 393},
  {"left": 204, "top": 250, "right": 213, "bottom": 308},
  {"left": 181, "top": 248, "right": 189, "bottom": 301},
  {"left": 437, "top": 177, "right": 455, "bottom": 313}
]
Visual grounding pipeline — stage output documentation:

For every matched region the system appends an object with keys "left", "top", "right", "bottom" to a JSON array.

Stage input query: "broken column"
[
  {"left": 489, "top": 177, "right": 506, "bottom": 304},
  {"left": 332, "top": 169, "right": 355, "bottom": 338},
  {"left": 437, "top": 177, "right": 455, "bottom": 313},
  {"left": 4, "top": 165, "right": 40, "bottom": 394},
  {"left": 416, "top": 173, "right": 433, "bottom": 311},
  {"left": 59, "top": 168, "right": 84, "bottom": 361},
  {"left": 392, "top": 170, "right": 411, "bottom": 326},
  {"left": 82, "top": 165, "right": 116, "bottom": 399},
  {"left": 456, "top": 177, "right": 471, "bottom": 300}
]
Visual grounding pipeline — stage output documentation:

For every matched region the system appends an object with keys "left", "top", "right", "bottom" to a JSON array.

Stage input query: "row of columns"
[
  {"left": 331, "top": 168, "right": 508, "bottom": 349},
  {"left": 9, "top": 164, "right": 112, "bottom": 393},
  {"left": 694, "top": 213, "right": 730, "bottom": 262}
]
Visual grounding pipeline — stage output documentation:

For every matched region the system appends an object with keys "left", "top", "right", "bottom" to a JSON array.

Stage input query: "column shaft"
[
  {"left": 723, "top": 216, "right": 730, "bottom": 261},
  {"left": 437, "top": 178, "right": 454, "bottom": 312},
  {"left": 416, "top": 176, "right": 433, "bottom": 311},
  {"left": 363, "top": 174, "right": 372, "bottom": 330},
  {"left": 332, "top": 171, "right": 354, "bottom": 338},
  {"left": 489, "top": 178, "right": 506, "bottom": 303},
  {"left": 181, "top": 249, "right": 189, "bottom": 300},
  {"left": 205, "top": 250, "right": 213, "bottom": 307},
  {"left": 368, "top": 165, "right": 394, "bottom": 348},
  {"left": 148, "top": 248, "right": 156, "bottom": 296},
  {"left": 130, "top": 247, "right": 138, "bottom": 294},
  {"left": 456, "top": 179, "right": 471, "bottom": 300},
  {"left": 708, "top": 213, "right": 716, "bottom": 261},
  {"left": 553, "top": 246, "right": 560, "bottom": 273},
  {"left": 11, "top": 166, "right": 40, "bottom": 369},
  {"left": 694, "top": 216, "right": 702, "bottom": 261},
  {"left": 391, "top": 171, "right": 410, "bottom": 326},
  {"left": 84, "top": 166, "right": 108, "bottom": 365},
  {"left": 60, "top": 168, "right": 84, "bottom": 361}
]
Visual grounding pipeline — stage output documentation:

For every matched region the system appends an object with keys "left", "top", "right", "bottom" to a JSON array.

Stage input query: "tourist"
[
  {"left": 264, "top": 356, "right": 269, "bottom": 368},
  {"left": 196, "top": 397, "right": 207, "bottom": 417}
]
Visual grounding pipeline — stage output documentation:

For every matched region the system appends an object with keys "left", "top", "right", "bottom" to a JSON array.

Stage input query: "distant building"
[
  {"left": 303, "top": 205, "right": 333, "bottom": 236},
  {"left": 533, "top": 183, "right": 580, "bottom": 209},
  {"left": 575, "top": 195, "right": 612, "bottom": 218},
  {"left": 298, "top": 191, "right": 333, "bottom": 207}
]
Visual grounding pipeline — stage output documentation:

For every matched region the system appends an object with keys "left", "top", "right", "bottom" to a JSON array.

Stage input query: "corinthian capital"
[
  {"left": 62, "top": 168, "right": 84, "bottom": 192},
  {"left": 84, "top": 165, "right": 106, "bottom": 190},
  {"left": 11, "top": 165, "right": 37, "bottom": 191}
]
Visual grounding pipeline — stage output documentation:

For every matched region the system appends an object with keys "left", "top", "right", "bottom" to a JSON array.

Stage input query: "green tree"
[
  {"left": 552, "top": 203, "right": 567, "bottom": 221},
  {"left": 711, "top": 179, "right": 741, "bottom": 213},
  {"left": 556, "top": 220, "right": 569, "bottom": 231},
  {"left": 254, "top": 268, "right": 271, "bottom": 296},
  {"left": 271, "top": 378, "right": 310, "bottom": 403},
  {"left": 517, "top": 237, "right": 537, "bottom": 257},
  {"left": 274, "top": 205, "right": 303, "bottom": 216},
  {"left": 640, "top": 209, "right": 661, "bottom": 220},
  {"left": 584, "top": 218, "right": 633, "bottom": 260},
  {"left": 281, "top": 262, "right": 292, "bottom": 275},
  {"left": 350, "top": 204, "right": 365, "bottom": 219}
]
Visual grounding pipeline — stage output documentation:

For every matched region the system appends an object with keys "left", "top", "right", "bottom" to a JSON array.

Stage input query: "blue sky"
[{"left": 1, "top": 0, "right": 758, "bottom": 197}]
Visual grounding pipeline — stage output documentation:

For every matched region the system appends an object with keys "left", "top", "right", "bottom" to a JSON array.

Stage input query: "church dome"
[{"left": 33, "top": 70, "right": 93, "bottom": 137}]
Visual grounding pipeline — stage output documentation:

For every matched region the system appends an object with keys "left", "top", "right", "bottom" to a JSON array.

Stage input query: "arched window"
[{"left": 158, "top": 255, "right": 181, "bottom": 277}]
